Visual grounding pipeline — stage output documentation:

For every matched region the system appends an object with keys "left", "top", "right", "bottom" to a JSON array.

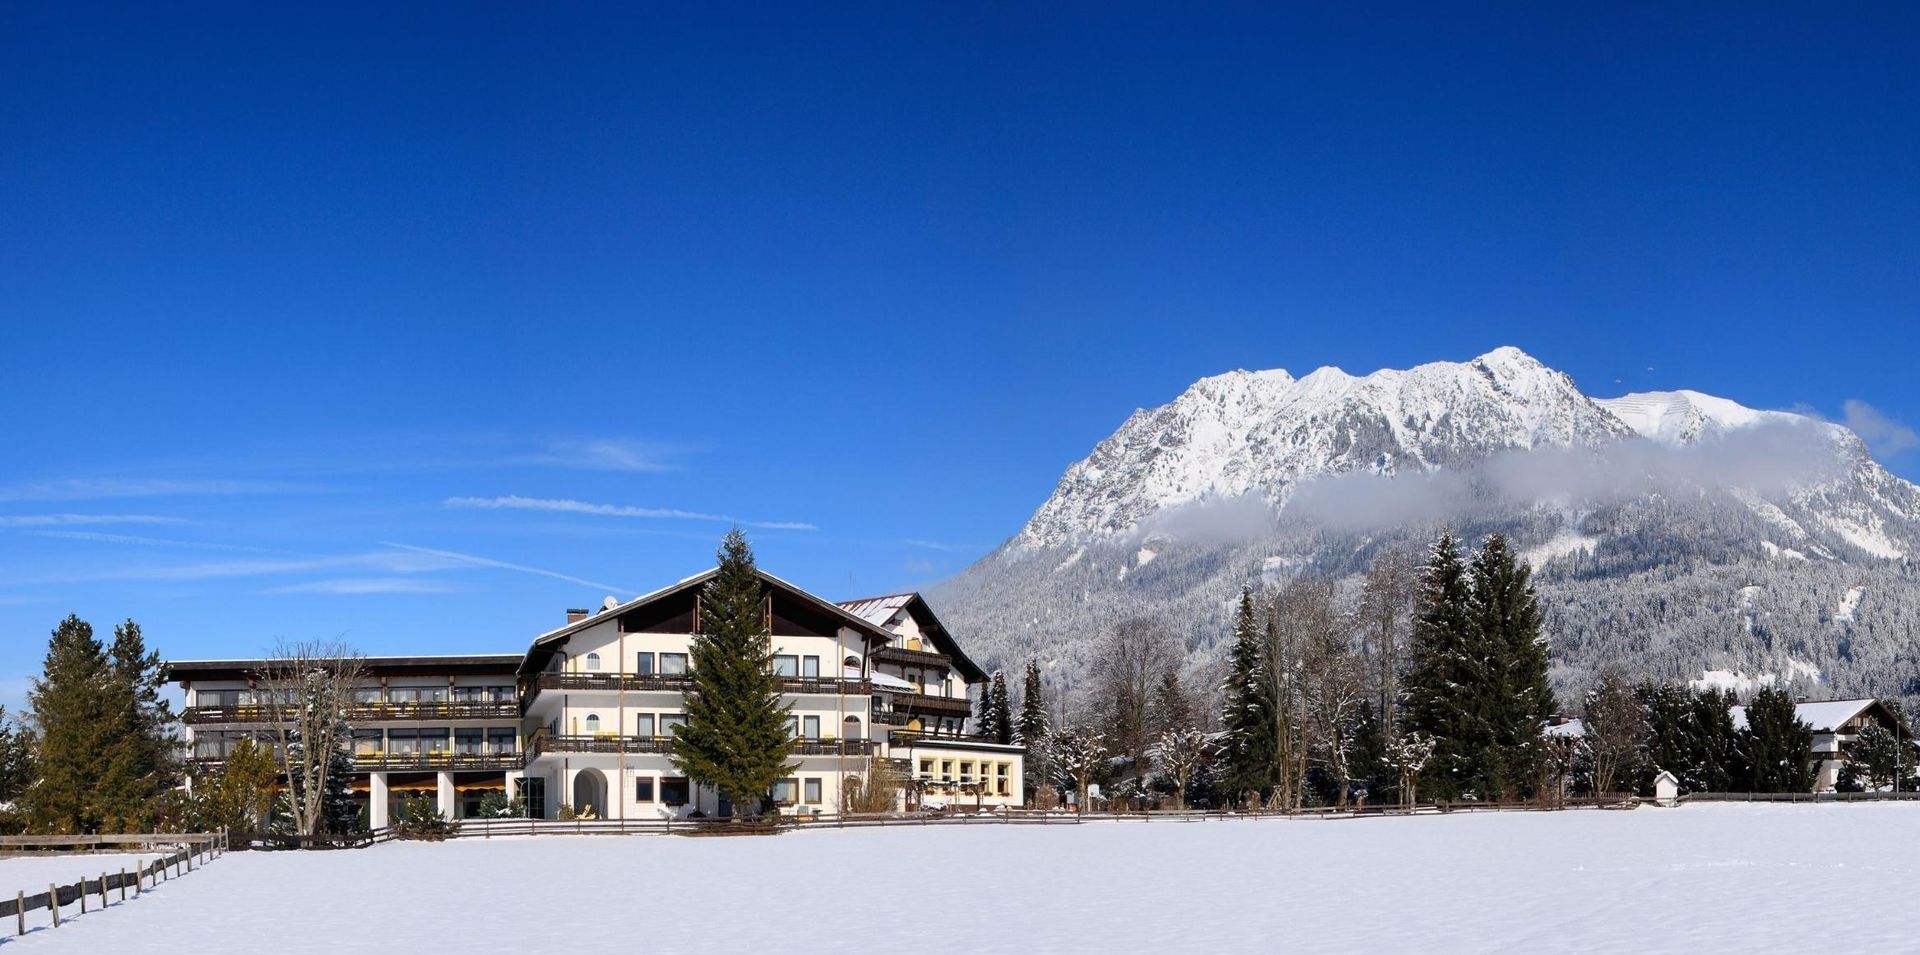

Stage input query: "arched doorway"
[{"left": 572, "top": 768, "right": 607, "bottom": 819}]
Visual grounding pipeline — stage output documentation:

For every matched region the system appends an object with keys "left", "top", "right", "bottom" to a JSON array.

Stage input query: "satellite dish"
[{"left": 602, "top": 595, "right": 619, "bottom": 611}]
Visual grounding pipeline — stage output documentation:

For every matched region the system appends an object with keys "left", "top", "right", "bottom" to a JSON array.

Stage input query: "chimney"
[{"left": 566, "top": 608, "right": 589, "bottom": 624}]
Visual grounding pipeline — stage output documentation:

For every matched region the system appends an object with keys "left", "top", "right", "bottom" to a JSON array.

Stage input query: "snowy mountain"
[{"left": 938, "top": 347, "right": 1920, "bottom": 709}]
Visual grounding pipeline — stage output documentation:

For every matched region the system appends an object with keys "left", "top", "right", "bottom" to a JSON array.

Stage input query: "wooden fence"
[
  {"left": 1680, "top": 790, "right": 1920, "bottom": 804},
  {"left": 0, "top": 832, "right": 227, "bottom": 936}
]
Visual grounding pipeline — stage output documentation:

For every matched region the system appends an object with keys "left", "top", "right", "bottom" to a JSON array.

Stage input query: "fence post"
[
  {"left": 49, "top": 884, "right": 58, "bottom": 928},
  {"left": 99, "top": 872, "right": 107, "bottom": 910},
  {"left": 79, "top": 879, "right": 86, "bottom": 914},
  {"left": 120, "top": 868, "right": 128, "bottom": 902},
  {"left": 16, "top": 890, "right": 23, "bottom": 936}
]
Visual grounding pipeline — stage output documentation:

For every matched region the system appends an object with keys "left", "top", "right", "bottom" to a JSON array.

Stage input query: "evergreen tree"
[
  {"left": 23, "top": 615, "right": 130, "bottom": 833},
  {"left": 1150, "top": 669, "right": 1197, "bottom": 738},
  {"left": 1347, "top": 700, "right": 1389, "bottom": 802},
  {"left": 1014, "top": 661, "right": 1050, "bottom": 801},
  {"left": 99, "top": 619, "right": 176, "bottom": 830},
  {"left": 1220, "top": 587, "right": 1277, "bottom": 802},
  {"left": 1689, "top": 688, "right": 1745, "bottom": 792},
  {"left": 1468, "top": 534, "right": 1554, "bottom": 800},
  {"left": 982, "top": 671, "right": 1014, "bottom": 745},
  {"left": 670, "top": 530, "right": 798, "bottom": 815},
  {"left": 1741, "top": 686, "right": 1815, "bottom": 793},
  {"left": 1405, "top": 533, "right": 1480, "bottom": 800},
  {"left": 0, "top": 707, "right": 34, "bottom": 805}
]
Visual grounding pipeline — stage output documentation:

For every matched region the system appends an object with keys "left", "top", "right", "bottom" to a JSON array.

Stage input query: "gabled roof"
[
  {"left": 837, "top": 591, "right": 987, "bottom": 684},
  {"left": 1728, "top": 698, "right": 1900, "bottom": 734},
  {"left": 164, "top": 653, "right": 522, "bottom": 683},
  {"left": 518, "top": 567, "right": 897, "bottom": 676}
]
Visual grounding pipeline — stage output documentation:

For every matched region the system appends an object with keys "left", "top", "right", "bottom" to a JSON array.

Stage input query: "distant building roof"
[{"left": 836, "top": 592, "right": 987, "bottom": 683}]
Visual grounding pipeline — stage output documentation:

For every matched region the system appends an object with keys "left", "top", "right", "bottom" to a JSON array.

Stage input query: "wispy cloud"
[
  {"left": 0, "top": 513, "right": 191, "bottom": 527},
  {"left": 445, "top": 495, "right": 817, "bottom": 532},
  {"left": 17, "top": 549, "right": 457, "bottom": 585},
  {"left": 30, "top": 530, "right": 276, "bottom": 552},
  {"left": 379, "top": 542, "right": 630, "bottom": 593},
  {"left": 900, "top": 538, "right": 975, "bottom": 552},
  {"left": 0, "top": 477, "right": 322, "bottom": 502},
  {"left": 1841, "top": 400, "right": 1919, "bottom": 457},
  {"left": 510, "top": 438, "right": 684, "bottom": 473},
  {"left": 265, "top": 578, "right": 456, "bottom": 595}
]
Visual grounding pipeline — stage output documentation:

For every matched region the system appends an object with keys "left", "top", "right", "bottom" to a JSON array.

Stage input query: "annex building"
[{"left": 166, "top": 568, "right": 1024, "bottom": 827}]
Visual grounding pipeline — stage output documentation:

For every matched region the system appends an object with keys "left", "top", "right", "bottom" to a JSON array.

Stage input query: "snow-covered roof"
[
  {"left": 838, "top": 593, "right": 915, "bottom": 628},
  {"left": 1544, "top": 718, "right": 1586, "bottom": 739},
  {"left": 862, "top": 668, "right": 915, "bottom": 691},
  {"left": 1728, "top": 698, "right": 1880, "bottom": 733}
]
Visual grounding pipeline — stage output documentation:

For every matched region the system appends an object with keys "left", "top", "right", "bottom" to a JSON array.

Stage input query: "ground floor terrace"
[
  {"left": 521, "top": 750, "right": 898, "bottom": 820},
  {"left": 11, "top": 803, "right": 1917, "bottom": 953}
]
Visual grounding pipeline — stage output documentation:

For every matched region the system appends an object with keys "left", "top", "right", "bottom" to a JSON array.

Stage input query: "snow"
[
  {"left": 1835, "top": 586, "right": 1865, "bottom": 623},
  {"left": 1134, "top": 545, "right": 1157, "bottom": 568},
  {"left": 0, "top": 853, "right": 160, "bottom": 893},
  {"left": 1595, "top": 390, "right": 1781, "bottom": 446},
  {"left": 1759, "top": 540, "right": 1807, "bottom": 561},
  {"left": 1520, "top": 530, "right": 1600, "bottom": 567},
  {"left": 1690, "top": 669, "right": 1776, "bottom": 695},
  {"left": 17, "top": 805, "right": 1920, "bottom": 953}
]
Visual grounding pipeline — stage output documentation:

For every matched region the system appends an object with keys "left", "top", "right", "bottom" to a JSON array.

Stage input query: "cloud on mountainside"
[
  {"left": 1154, "top": 418, "right": 1847, "bottom": 537},
  {"left": 1839, "top": 400, "right": 1918, "bottom": 457}
]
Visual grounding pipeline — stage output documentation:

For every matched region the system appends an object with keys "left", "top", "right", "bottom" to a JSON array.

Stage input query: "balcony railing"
[
  {"left": 353, "top": 751, "right": 523, "bottom": 772},
  {"left": 528, "top": 734, "right": 879, "bottom": 759},
  {"left": 880, "top": 691, "right": 973, "bottom": 718},
  {"left": 889, "top": 730, "right": 1023, "bottom": 750},
  {"left": 870, "top": 645, "right": 953, "bottom": 669},
  {"left": 191, "top": 751, "right": 524, "bottom": 772},
  {"left": 184, "top": 701, "right": 520, "bottom": 724},
  {"left": 523, "top": 672, "right": 874, "bottom": 713}
]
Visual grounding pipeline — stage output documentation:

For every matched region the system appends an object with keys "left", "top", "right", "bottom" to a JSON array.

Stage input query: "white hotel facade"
[{"left": 169, "top": 568, "right": 1024, "bottom": 826}]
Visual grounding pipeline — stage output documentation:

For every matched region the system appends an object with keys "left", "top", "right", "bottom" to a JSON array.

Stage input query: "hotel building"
[{"left": 168, "top": 568, "right": 1024, "bottom": 826}]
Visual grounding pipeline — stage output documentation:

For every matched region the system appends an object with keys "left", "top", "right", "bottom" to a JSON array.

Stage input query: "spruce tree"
[
  {"left": 100, "top": 619, "right": 175, "bottom": 830},
  {"left": 984, "top": 671, "right": 1014, "bottom": 745},
  {"left": 670, "top": 530, "right": 797, "bottom": 815},
  {"left": 1014, "top": 661, "right": 1050, "bottom": 801},
  {"left": 1405, "top": 533, "right": 1480, "bottom": 800},
  {"left": 1150, "top": 669, "right": 1196, "bottom": 738},
  {"left": 1741, "top": 686, "right": 1815, "bottom": 793},
  {"left": 0, "top": 707, "right": 34, "bottom": 806},
  {"left": 1220, "top": 587, "right": 1278, "bottom": 803},
  {"left": 1468, "top": 534, "right": 1553, "bottom": 800},
  {"left": 24, "top": 615, "right": 124, "bottom": 833}
]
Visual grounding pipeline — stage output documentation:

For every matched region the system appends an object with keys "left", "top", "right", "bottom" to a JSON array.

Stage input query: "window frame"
[
  {"left": 635, "top": 713, "right": 656, "bottom": 738},
  {"left": 801, "top": 656, "right": 820, "bottom": 678},
  {"left": 635, "top": 778, "right": 656, "bottom": 803},
  {"left": 634, "top": 652, "right": 655, "bottom": 675},
  {"left": 659, "top": 652, "right": 689, "bottom": 676},
  {"left": 661, "top": 776, "right": 691, "bottom": 807},
  {"left": 803, "top": 778, "right": 822, "bottom": 804},
  {"left": 772, "top": 654, "right": 799, "bottom": 677}
]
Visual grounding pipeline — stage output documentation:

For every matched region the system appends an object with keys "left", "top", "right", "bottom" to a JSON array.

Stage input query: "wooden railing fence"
[{"left": 0, "top": 832, "right": 227, "bottom": 936}]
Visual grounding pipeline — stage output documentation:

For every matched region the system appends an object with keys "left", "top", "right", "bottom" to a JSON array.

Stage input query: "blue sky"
[{"left": 2, "top": 4, "right": 1917, "bottom": 704}]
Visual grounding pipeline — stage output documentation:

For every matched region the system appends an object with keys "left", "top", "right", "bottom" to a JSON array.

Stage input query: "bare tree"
[
  {"left": 1289, "top": 579, "right": 1367, "bottom": 806},
  {"left": 1262, "top": 595, "right": 1307, "bottom": 810},
  {"left": 1050, "top": 725, "right": 1108, "bottom": 813},
  {"left": 1387, "top": 732, "right": 1437, "bottom": 808},
  {"left": 1149, "top": 727, "right": 1207, "bottom": 809},
  {"left": 257, "top": 639, "right": 365, "bottom": 837},
  {"left": 1358, "top": 548, "right": 1416, "bottom": 735},
  {"left": 1089, "top": 618, "right": 1181, "bottom": 785},
  {"left": 1583, "top": 668, "right": 1649, "bottom": 798}
]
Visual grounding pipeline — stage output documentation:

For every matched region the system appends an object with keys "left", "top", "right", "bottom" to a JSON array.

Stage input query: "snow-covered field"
[
  {"left": 7, "top": 804, "right": 1915, "bottom": 953},
  {"left": 0, "top": 853, "right": 160, "bottom": 896}
]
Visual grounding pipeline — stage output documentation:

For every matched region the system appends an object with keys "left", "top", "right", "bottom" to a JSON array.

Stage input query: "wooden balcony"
[
  {"left": 527, "top": 734, "right": 879, "bottom": 759},
  {"left": 889, "top": 731, "right": 1023, "bottom": 751},
  {"left": 524, "top": 672, "right": 873, "bottom": 712},
  {"left": 191, "top": 751, "right": 524, "bottom": 771},
  {"left": 184, "top": 701, "right": 520, "bottom": 724},
  {"left": 870, "top": 645, "right": 953, "bottom": 669},
  {"left": 881, "top": 691, "right": 974, "bottom": 718},
  {"left": 353, "top": 750, "right": 523, "bottom": 771}
]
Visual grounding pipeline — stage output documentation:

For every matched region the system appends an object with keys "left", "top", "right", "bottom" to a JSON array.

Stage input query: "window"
[
  {"left": 634, "top": 652, "right": 655, "bottom": 675},
  {"left": 802, "top": 716, "right": 820, "bottom": 740},
  {"left": 940, "top": 760, "right": 953, "bottom": 781},
  {"left": 960, "top": 761, "right": 975, "bottom": 781},
  {"left": 584, "top": 714, "right": 601, "bottom": 734},
  {"left": 419, "top": 729, "right": 449, "bottom": 752},
  {"left": 787, "top": 716, "right": 799, "bottom": 739},
  {"left": 455, "top": 728, "right": 483, "bottom": 754},
  {"left": 635, "top": 778, "right": 656, "bottom": 802},
  {"left": 661, "top": 777, "right": 691, "bottom": 806},
  {"left": 351, "top": 688, "right": 383, "bottom": 705},
  {"left": 843, "top": 715, "right": 861, "bottom": 741},
  {"left": 353, "top": 729, "right": 382, "bottom": 755},
  {"left": 389, "top": 729, "right": 419, "bottom": 754},
  {"left": 919, "top": 759, "right": 933, "bottom": 778},
  {"left": 585, "top": 652, "right": 601, "bottom": 671},
  {"left": 488, "top": 728, "right": 517, "bottom": 753},
  {"left": 660, "top": 714, "right": 688, "bottom": 735},
  {"left": 804, "top": 778, "right": 822, "bottom": 804},
  {"left": 844, "top": 655, "right": 861, "bottom": 670},
  {"left": 801, "top": 656, "right": 820, "bottom": 678},
  {"left": 769, "top": 778, "right": 798, "bottom": 805},
  {"left": 635, "top": 714, "right": 656, "bottom": 738},
  {"left": 659, "top": 653, "right": 689, "bottom": 675},
  {"left": 773, "top": 655, "right": 798, "bottom": 677}
]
